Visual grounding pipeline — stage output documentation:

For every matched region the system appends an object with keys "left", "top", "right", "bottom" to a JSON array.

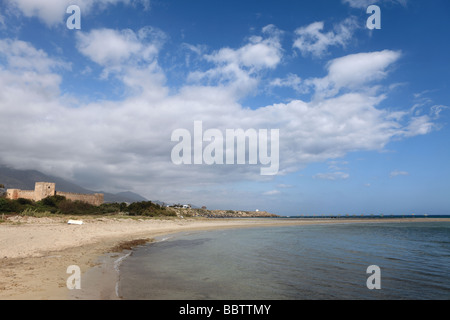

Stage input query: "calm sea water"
[{"left": 117, "top": 221, "right": 450, "bottom": 300}]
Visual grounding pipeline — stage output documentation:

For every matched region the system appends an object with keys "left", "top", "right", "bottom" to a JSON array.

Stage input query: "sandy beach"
[{"left": 1, "top": 216, "right": 449, "bottom": 300}]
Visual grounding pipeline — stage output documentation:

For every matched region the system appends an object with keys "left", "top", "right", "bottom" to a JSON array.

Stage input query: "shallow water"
[{"left": 117, "top": 222, "right": 450, "bottom": 300}]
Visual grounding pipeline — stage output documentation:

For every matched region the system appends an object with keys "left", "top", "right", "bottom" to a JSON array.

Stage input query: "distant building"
[{"left": 6, "top": 182, "right": 103, "bottom": 206}]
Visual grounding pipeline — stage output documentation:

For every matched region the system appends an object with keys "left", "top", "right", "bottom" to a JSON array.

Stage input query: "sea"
[{"left": 116, "top": 220, "right": 450, "bottom": 300}]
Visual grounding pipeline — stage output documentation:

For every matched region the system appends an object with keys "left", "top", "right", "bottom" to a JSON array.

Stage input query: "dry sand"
[{"left": 1, "top": 216, "right": 448, "bottom": 300}]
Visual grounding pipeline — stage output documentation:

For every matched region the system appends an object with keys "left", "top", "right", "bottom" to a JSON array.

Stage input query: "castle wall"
[
  {"left": 18, "top": 190, "right": 35, "bottom": 201},
  {"left": 56, "top": 191, "right": 104, "bottom": 206},
  {"left": 6, "top": 189, "right": 35, "bottom": 201},
  {"left": 6, "top": 182, "right": 104, "bottom": 206}
]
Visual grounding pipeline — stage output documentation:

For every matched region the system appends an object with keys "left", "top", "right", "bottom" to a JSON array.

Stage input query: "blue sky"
[{"left": 0, "top": 0, "right": 449, "bottom": 215}]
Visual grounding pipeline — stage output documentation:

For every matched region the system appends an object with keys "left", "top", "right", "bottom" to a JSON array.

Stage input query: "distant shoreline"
[{"left": 1, "top": 216, "right": 449, "bottom": 300}]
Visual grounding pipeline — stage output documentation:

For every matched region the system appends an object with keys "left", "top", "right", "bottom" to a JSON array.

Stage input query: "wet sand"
[{"left": 1, "top": 216, "right": 448, "bottom": 300}]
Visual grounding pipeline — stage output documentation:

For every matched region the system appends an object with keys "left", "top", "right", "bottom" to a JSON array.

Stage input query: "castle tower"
[{"left": 34, "top": 182, "right": 56, "bottom": 201}]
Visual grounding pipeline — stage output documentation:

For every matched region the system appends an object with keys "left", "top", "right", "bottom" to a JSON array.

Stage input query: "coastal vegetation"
[
  {"left": 0, "top": 195, "right": 174, "bottom": 217},
  {"left": 0, "top": 191, "right": 278, "bottom": 221}
]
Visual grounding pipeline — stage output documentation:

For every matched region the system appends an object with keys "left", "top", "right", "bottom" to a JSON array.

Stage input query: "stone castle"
[{"left": 6, "top": 182, "right": 104, "bottom": 206}]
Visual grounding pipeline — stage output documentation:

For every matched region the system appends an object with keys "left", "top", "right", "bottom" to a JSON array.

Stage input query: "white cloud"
[
  {"left": 402, "top": 115, "right": 433, "bottom": 137},
  {"left": 5, "top": 0, "right": 150, "bottom": 26},
  {"left": 77, "top": 29, "right": 144, "bottom": 66},
  {"left": 342, "top": 0, "right": 377, "bottom": 8},
  {"left": 390, "top": 170, "right": 409, "bottom": 178},
  {"left": 0, "top": 31, "right": 439, "bottom": 202},
  {"left": 306, "top": 50, "right": 402, "bottom": 98},
  {"left": 314, "top": 172, "right": 350, "bottom": 180},
  {"left": 327, "top": 160, "right": 349, "bottom": 171},
  {"left": 269, "top": 74, "right": 305, "bottom": 93},
  {"left": 0, "top": 39, "right": 69, "bottom": 112},
  {"left": 342, "top": 0, "right": 407, "bottom": 9},
  {"left": 293, "top": 18, "right": 358, "bottom": 58},
  {"left": 263, "top": 190, "right": 281, "bottom": 196},
  {"left": 205, "top": 26, "right": 282, "bottom": 70},
  {"left": 75, "top": 27, "right": 167, "bottom": 97},
  {"left": 277, "top": 184, "right": 293, "bottom": 189},
  {"left": 76, "top": 27, "right": 165, "bottom": 67},
  {"left": 0, "top": 38, "right": 70, "bottom": 73},
  {"left": 0, "top": 13, "right": 6, "bottom": 29},
  {"left": 313, "top": 160, "right": 350, "bottom": 181},
  {"left": 188, "top": 25, "right": 283, "bottom": 97},
  {"left": 430, "top": 105, "right": 449, "bottom": 119}
]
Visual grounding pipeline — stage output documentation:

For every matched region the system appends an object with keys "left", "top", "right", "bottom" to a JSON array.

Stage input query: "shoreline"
[{"left": 1, "top": 216, "right": 449, "bottom": 300}]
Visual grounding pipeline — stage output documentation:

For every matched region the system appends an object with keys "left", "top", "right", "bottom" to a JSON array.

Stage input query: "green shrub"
[
  {"left": 57, "top": 199, "right": 97, "bottom": 215},
  {"left": 38, "top": 195, "right": 67, "bottom": 207},
  {"left": 17, "top": 198, "right": 33, "bottom": 205},
  {"left": 128, "top": 201, "right": 167, "bottom": 216},
  {"left": 119, "top": 202, "right": 128, "bottom": 212},
  {"left": 162, "top": 209, "right": 177, "bottom": 217},
  {"left": 99, "top": 202, "right": 122, "bottom": 214},
  {"left": 0, "top": 198, "right": 21, "bottom": 213}
]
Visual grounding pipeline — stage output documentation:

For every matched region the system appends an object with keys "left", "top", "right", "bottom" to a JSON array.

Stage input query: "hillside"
[{"left": 0, "top": 166, "right": 148, "bottom": 204}]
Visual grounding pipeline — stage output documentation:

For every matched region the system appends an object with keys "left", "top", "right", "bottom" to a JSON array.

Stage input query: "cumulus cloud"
[
  {"left": 293, "top": 18, "right": 358, "bottom": 58},
  {"left": 0, "top": 24, "right": 440, "bottom": 203},
  {"left": 78, "top": 29, "right": 145, "bottom": 66},
  {"left": 77, "top": 27, "right": 165, "bottom": 67},
  {"left": 0, "top": 38, "right": 70, "bottom": 73},
  {"left": 306, "top": 50, "right": 402, "bottom": 98},
  {"left": 76, "top": 26, "right": 166, "bottom": 82},
  {"left": 0, "top": 38, "right": 70, "bottom": 118},
  {"left": 342, "top": 0, "right": 407, "bottom": 9},
  {"left": 5, "top": 0, "right": 150, "bottom": 26},
  {"left": 269, "top": 74, "right": 305, "bottom": 93},
  {"left": 188, "top": 25, "right": 283, "bottom": 97}
]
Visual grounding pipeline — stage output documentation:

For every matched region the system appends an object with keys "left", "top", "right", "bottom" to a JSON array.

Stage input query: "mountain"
[
  {"left": 0, "top": 166, "right": 90, "bottom": 193},
  {"left": 102, "top": 191, "right": 150, "bottom": 204},
  {"left": 114, "top": 191, "right": 148, "bottom": 202},
  {"left": 0, "top": 165, "right": 149, "bottom": 204}
]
